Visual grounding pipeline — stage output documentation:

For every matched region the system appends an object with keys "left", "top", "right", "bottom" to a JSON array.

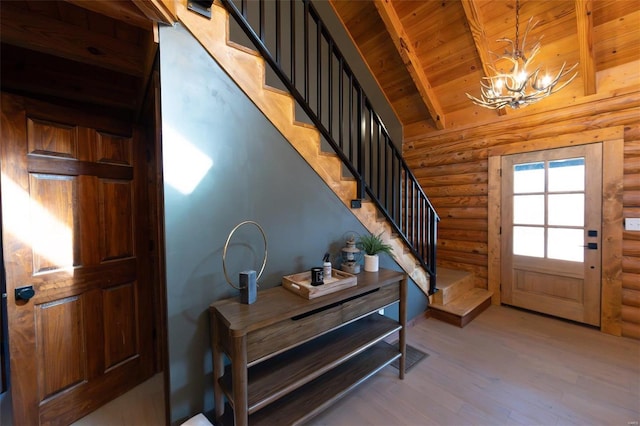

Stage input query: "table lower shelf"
[
  {"left": 249, "top": 341, "right": 400, "bottom": 426},
  {"left": 220, "top": 314, "right": 401, "bottom": 414}
]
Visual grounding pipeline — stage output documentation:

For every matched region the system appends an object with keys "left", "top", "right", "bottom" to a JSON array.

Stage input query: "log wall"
[{"left": 404, "top": 90, "right": 640, "bottom": 339}]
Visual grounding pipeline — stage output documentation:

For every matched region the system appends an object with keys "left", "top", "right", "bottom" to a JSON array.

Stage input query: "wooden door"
[
  {"left": 0, "top": 94, "right": 155, "bottom": 425},
  {"left": 501, "top": 144, "right": 602, "bottom": 326}
]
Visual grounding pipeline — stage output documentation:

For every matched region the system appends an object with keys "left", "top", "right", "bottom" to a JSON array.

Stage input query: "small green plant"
[{"left": 358, "top": 231, "right": 395, "bottom": 258}]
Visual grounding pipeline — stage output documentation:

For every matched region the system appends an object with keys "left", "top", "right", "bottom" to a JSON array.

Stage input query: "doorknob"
[
  {"left": 582, "top": 243, "right": 598, "bottom": 250},
  {"left": 15, "top": 285, "right": 35, "bottom": 301}
]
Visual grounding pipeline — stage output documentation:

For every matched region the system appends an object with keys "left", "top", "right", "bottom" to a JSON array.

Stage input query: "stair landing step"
[{"left": 429, "top": 288, "right": 493, "bottom": 328}]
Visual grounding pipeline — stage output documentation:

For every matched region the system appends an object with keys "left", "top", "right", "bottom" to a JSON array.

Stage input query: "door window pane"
[
  {"left": 514, "top": 162, "right": 544, "bottom": 193},
  {"left": 513, "top": 226, "right": 544, "bottom": 258},
  {"left": 548, "top": 228, "right": 584, "bottom": 262},
  {"left": 548, "top": 194, "right": 584, "bottom": 227},
  {"left": 549, "top": 158, "right": 585, "bottom": 192},
  {"left": 514, "top": 194, "right": 544, "bottom": 225}
]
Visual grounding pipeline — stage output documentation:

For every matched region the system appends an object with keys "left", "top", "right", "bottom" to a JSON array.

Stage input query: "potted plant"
[{"left": 358, "top": 231, "right": 394, "bottom": 272}]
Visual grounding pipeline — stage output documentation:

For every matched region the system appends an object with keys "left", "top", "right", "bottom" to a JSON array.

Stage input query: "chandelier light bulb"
[{"left": 540, "top": 74, "right": 553, "bottom": 89}]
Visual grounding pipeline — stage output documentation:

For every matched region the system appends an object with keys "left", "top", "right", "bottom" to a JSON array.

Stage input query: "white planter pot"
[{"left": 363, "top": 254, "right": 379, "bottom": 272}]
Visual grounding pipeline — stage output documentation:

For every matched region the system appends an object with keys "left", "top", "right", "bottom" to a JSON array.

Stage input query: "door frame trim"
[{"left": 487, "top": 126, "right": 624, "bottom": 335}]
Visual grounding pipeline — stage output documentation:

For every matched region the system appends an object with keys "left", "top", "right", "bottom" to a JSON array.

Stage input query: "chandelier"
[{"left": 466, "top": 0, "right": 578, "bottom": 110}]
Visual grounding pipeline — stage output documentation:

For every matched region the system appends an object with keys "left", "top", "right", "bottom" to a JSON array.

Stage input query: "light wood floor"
[
  {"left": 70, "top": 305, "right": 640, "bottom": 425},
  {"left": 70, "top": 372, "right": 165, "bottom": 426},
  {"left": 310, "top": 305, "right": 640, "bottom": 426}
]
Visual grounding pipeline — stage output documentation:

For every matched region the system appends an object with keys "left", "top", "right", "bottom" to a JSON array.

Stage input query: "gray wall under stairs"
[{"left": 159, "top": 22, "right": 427, "bottom": 425}]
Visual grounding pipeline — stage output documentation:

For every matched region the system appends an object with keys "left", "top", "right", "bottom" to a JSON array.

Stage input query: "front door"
[
  {"left": 501, "top": 144, "right": 602, "bottom": 326},
  {"left": 0, "top": 94, "right": 156, "bottom": 425}
]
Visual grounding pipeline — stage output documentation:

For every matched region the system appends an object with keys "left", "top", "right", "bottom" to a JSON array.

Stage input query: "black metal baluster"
[
  {"left": 404, "top": 168, "right": 409, "bottom": 237},
  {"left": 391, "top": 149, "right": 397, "bottom": 225},
  {"left": 376, "top": 121, "right": 381, "bottom": 205},
  {"left": 259, "top": 0, "right": 265, "bottom": 43},
  {"left": 357, "top": 87, "right": 364, "bottom": 199},
  {"left": 328, "top": 39, "right": 333, "bottom": 140},
  {"left": 420, "top": 197, "right": 429, "bottom": 259},
  {"left": 338, "top": 57, "right": 343, "bottom": 149},
  {"left": 430, "top": 212, "right": 438, "bottom": 292},
  {"left": 368, "top": 107, "right": 373, "bottom": 193},
  {"left": 348, "top": 72, "right": 353, "bottom": 164},
  {"left": 290, "top": 0, "right": 295, "bottom": 86},
  {"left": 304, "top": 0, "right": 309, "bottom": 103},
  {"left": 275, "top": 0, "right": 281, "bottom": 66},
  {"left": 317, "top": 19, "right": 322, "bottom": 122},
  {"left": 384, "top": 134, "right": 389, "bottom": 214}
]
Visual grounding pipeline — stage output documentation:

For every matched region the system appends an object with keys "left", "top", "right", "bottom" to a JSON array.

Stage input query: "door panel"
[
  {"left": 27, "top": 118, "right": 78, "bottom": 159},
  {"left": 501, "top": 144, "right": 602, "bottom": 326},
  {"left": 1, "top": 93, "right": 155, "bottom": 425},
  {"left": 99, "top": 179, "right": 134, "bottom": 260},
  {"left": 36, "top": 296, "right": 86, "bottom": 400},
  {"left": 29, "top": 173, "right": 78, "bottom": 272},
  {"left": 103, "top": 282, "right": 138, "bottom": 369}
]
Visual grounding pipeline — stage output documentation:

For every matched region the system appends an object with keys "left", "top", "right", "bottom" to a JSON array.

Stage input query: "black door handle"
[
  {"left": 582, "top": 243, "right": 598, "bottom": 250},
  {"left": 15, "top": 285, "right": 35, "bottom": 301}
]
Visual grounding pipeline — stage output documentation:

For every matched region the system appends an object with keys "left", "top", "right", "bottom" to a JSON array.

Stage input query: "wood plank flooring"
[
  {"left": 68, "top": 305, "right": 640, "bottom": 425},
  {"left": 309, "top": 305, "right": 640, "bottom": 426},
  {"left": 70, "top": 373, "right": 165, "bottom": 426}
]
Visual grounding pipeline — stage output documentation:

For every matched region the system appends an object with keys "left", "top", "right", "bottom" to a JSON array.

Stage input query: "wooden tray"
[{"left": 282, "top": 269, "right": 357, "bottom": 299}]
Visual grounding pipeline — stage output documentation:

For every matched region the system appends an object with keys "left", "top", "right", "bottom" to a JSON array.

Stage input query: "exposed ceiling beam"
[
  {"left": 460, "top": 0, "right": 506, "bottom": 116},
  {"left": 373, "top": 0, "right": 446, "bottom": 129},
  {"left": 64, "top": 0, "right": 153, "bottom": 29},
  {"left": 1, "top": 2, "right": 147, "bottom": 77},
  {"left": 575, "top": 0, "right": 597, "bottom": 95}
]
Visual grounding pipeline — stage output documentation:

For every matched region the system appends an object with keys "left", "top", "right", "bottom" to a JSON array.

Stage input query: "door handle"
[
  {"left": 15, "top": 285, "right": 35, "bottom": 301},
  {"left": 582, "top": 243, "right": 598, "bottom": 250}
]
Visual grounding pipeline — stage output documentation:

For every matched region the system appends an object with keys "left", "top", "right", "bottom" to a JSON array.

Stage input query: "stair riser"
[{"left": 428, "top": 297, "right": 491, "bottom": 328}]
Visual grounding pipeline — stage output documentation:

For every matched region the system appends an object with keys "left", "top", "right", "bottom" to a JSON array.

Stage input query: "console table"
[{"left": 209, "top": 268, "right": 407, "bottom": 426}]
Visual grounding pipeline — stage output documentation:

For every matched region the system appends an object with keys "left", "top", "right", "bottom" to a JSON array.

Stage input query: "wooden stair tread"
[
  {"left": 436, "top": 267, "right": 472, "bottom": 289},
  {"left": 430, "top": 288, "right": 493, "bottom": 316}
]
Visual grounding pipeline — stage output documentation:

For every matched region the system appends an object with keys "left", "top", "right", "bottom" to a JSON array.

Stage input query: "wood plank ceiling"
[
  {"left": 2, "top": 0, "right": 637, "bottom": 131},
  {"left": 0, "top": 0, "right": 159, "bottom": 120},
  {"left": 330, "top": 0, "right": 640, "bottom": 137}
]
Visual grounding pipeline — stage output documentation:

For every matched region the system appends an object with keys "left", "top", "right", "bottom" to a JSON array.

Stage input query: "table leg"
[
  {"left": 399, "top": 274, "right": 407, "bottom": 379},
  {"left": 212, "top": 314, "right": 225, "bottom": 421},
  {"left": 232, "top": 333, "right": 248, "bottom": 426}
]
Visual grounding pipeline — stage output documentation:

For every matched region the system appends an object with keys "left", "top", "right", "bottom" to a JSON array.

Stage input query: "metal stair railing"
[{"left": 219, "top": 0, "right": 439, "bottom": 294}]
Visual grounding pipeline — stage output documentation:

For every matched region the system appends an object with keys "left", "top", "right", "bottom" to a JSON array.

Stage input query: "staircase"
[
  {"left": 428, "top": 268, "right": 493, "bottom": 327},
  {"left": 176, "top": 0, "right": 437, "bottom": 293},
  {"left": 175, "top": 1, "right": 491, "bottom": 327},
  {"left": 174, "top": 0, "right": 492, "bottom": 327}
]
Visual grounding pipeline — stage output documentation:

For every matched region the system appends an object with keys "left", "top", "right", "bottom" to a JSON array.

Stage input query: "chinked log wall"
[{"left": 403, "top": 90, "right": 640, "bottom": 340}]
